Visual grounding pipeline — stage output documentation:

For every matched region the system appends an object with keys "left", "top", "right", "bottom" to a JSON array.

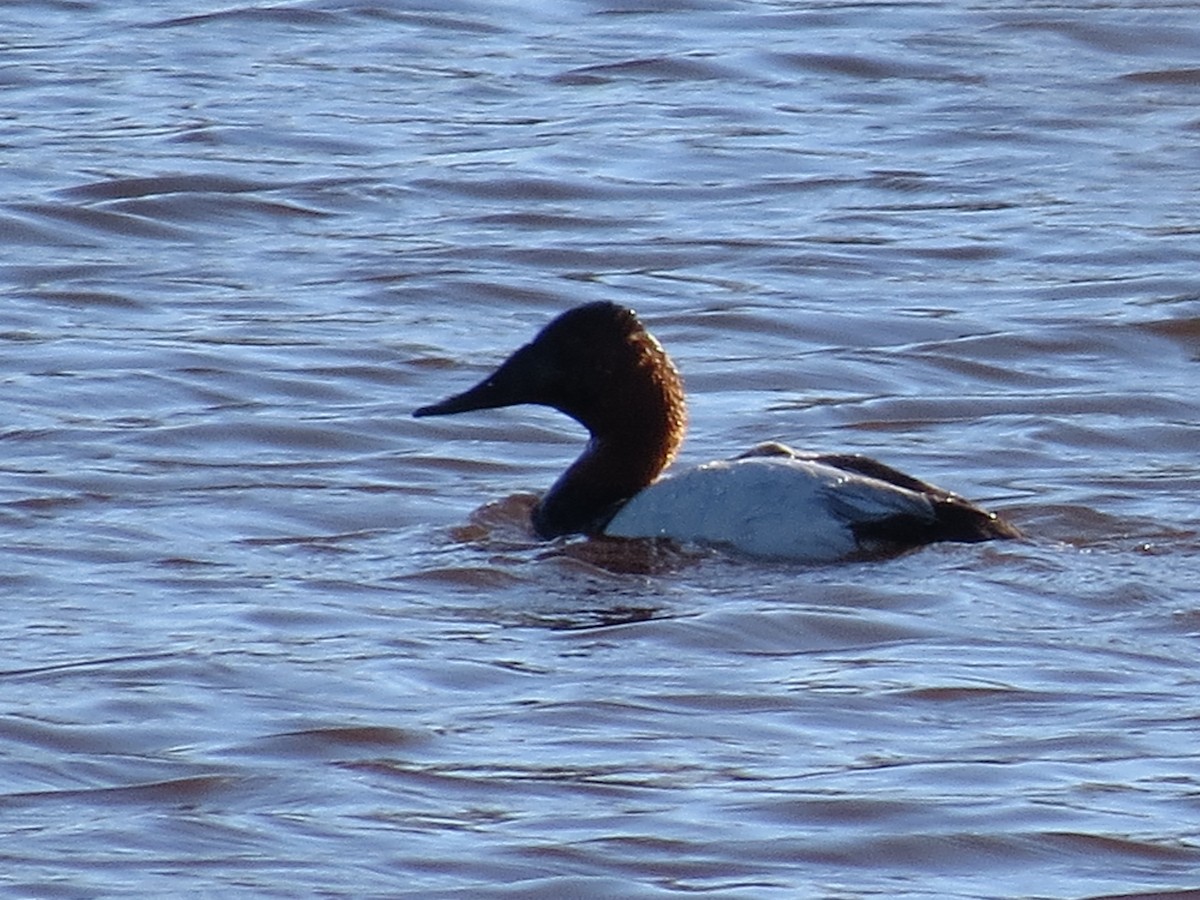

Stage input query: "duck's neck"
[
  {"left": 531, "top": 434, "right": 665, "bottom": 538},
  {"left": 532, "top": 382, "right": 686, "bottom": 539}
]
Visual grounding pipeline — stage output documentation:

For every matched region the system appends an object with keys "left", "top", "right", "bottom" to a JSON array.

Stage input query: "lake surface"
[{"left": 2, "top": 1, "right": 1199, "bottom": 897}]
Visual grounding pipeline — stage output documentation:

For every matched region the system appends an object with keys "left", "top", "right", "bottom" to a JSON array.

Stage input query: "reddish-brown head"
[{"left": 415, "top": 302, "right": 688, "bottom": 536}]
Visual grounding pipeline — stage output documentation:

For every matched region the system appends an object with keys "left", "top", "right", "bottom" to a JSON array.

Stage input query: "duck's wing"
[
  {"left": 740, "top": 443, "right": 1021, "bottom": 545},
  {"left": 607, "top": 445, "right": 1019, "bottom": 560},
  {"left": 606, "top": 455, "right": 946, "bottom": 561},
  {"left": 738, "top": 441, "right": 953, "bottom": 495}
]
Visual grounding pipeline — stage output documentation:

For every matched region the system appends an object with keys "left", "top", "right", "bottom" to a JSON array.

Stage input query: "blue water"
[{"left": 2, "top": 2, "right": 1199, "bottom": 897}]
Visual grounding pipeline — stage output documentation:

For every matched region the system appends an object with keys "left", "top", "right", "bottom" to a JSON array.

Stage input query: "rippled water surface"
[{"left": 3, "top": 1, "right": 1200, "bottom": 897}]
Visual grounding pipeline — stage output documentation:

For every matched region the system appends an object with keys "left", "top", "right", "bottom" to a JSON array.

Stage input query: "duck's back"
[{"left": 603, "top": 452, "right": 938, "bottom": 561}]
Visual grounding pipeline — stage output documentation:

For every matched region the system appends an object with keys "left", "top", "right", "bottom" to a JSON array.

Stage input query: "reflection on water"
[{"left": 2, "top": 1, "right": 1199, "bottom": 897}]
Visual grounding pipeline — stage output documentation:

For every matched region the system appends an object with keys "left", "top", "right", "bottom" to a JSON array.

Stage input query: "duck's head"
[
  {"left": 415, "top": 301, "right": 686, "bottom": 452},
  {"left": 415, "top": 301, "right": 688, "bottom": 537}
]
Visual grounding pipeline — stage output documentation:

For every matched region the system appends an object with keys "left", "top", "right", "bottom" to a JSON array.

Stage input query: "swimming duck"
[{"left": 414, "top": 301, "right": 1019, "bottom": 561}]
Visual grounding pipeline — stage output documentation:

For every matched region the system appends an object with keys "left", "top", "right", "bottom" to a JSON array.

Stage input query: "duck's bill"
[
  {"left": 414, "top": 342, "right": 541, "bottom": 418},
  {"left": 414, "top": 369, "right": 521, "bottom": 417}
]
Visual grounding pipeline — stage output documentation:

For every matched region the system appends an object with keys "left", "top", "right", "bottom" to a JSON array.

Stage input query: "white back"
[{"left": 604, "top": 455, "right": 936, "bottom": 561}]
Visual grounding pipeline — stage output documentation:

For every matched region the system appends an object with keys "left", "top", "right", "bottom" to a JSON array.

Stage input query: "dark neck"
[{"left": 530, "top": 435, "right": 658, "bottom": 538}]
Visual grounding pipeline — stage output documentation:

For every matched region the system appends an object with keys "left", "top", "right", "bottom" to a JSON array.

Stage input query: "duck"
[{"left": 414, "top": 301, "right": 1020, "bottom": 562}]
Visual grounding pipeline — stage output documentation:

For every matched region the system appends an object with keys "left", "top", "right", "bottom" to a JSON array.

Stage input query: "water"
[{"left": 2, "top": 1, "right": 1199, "bottom": 897}]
